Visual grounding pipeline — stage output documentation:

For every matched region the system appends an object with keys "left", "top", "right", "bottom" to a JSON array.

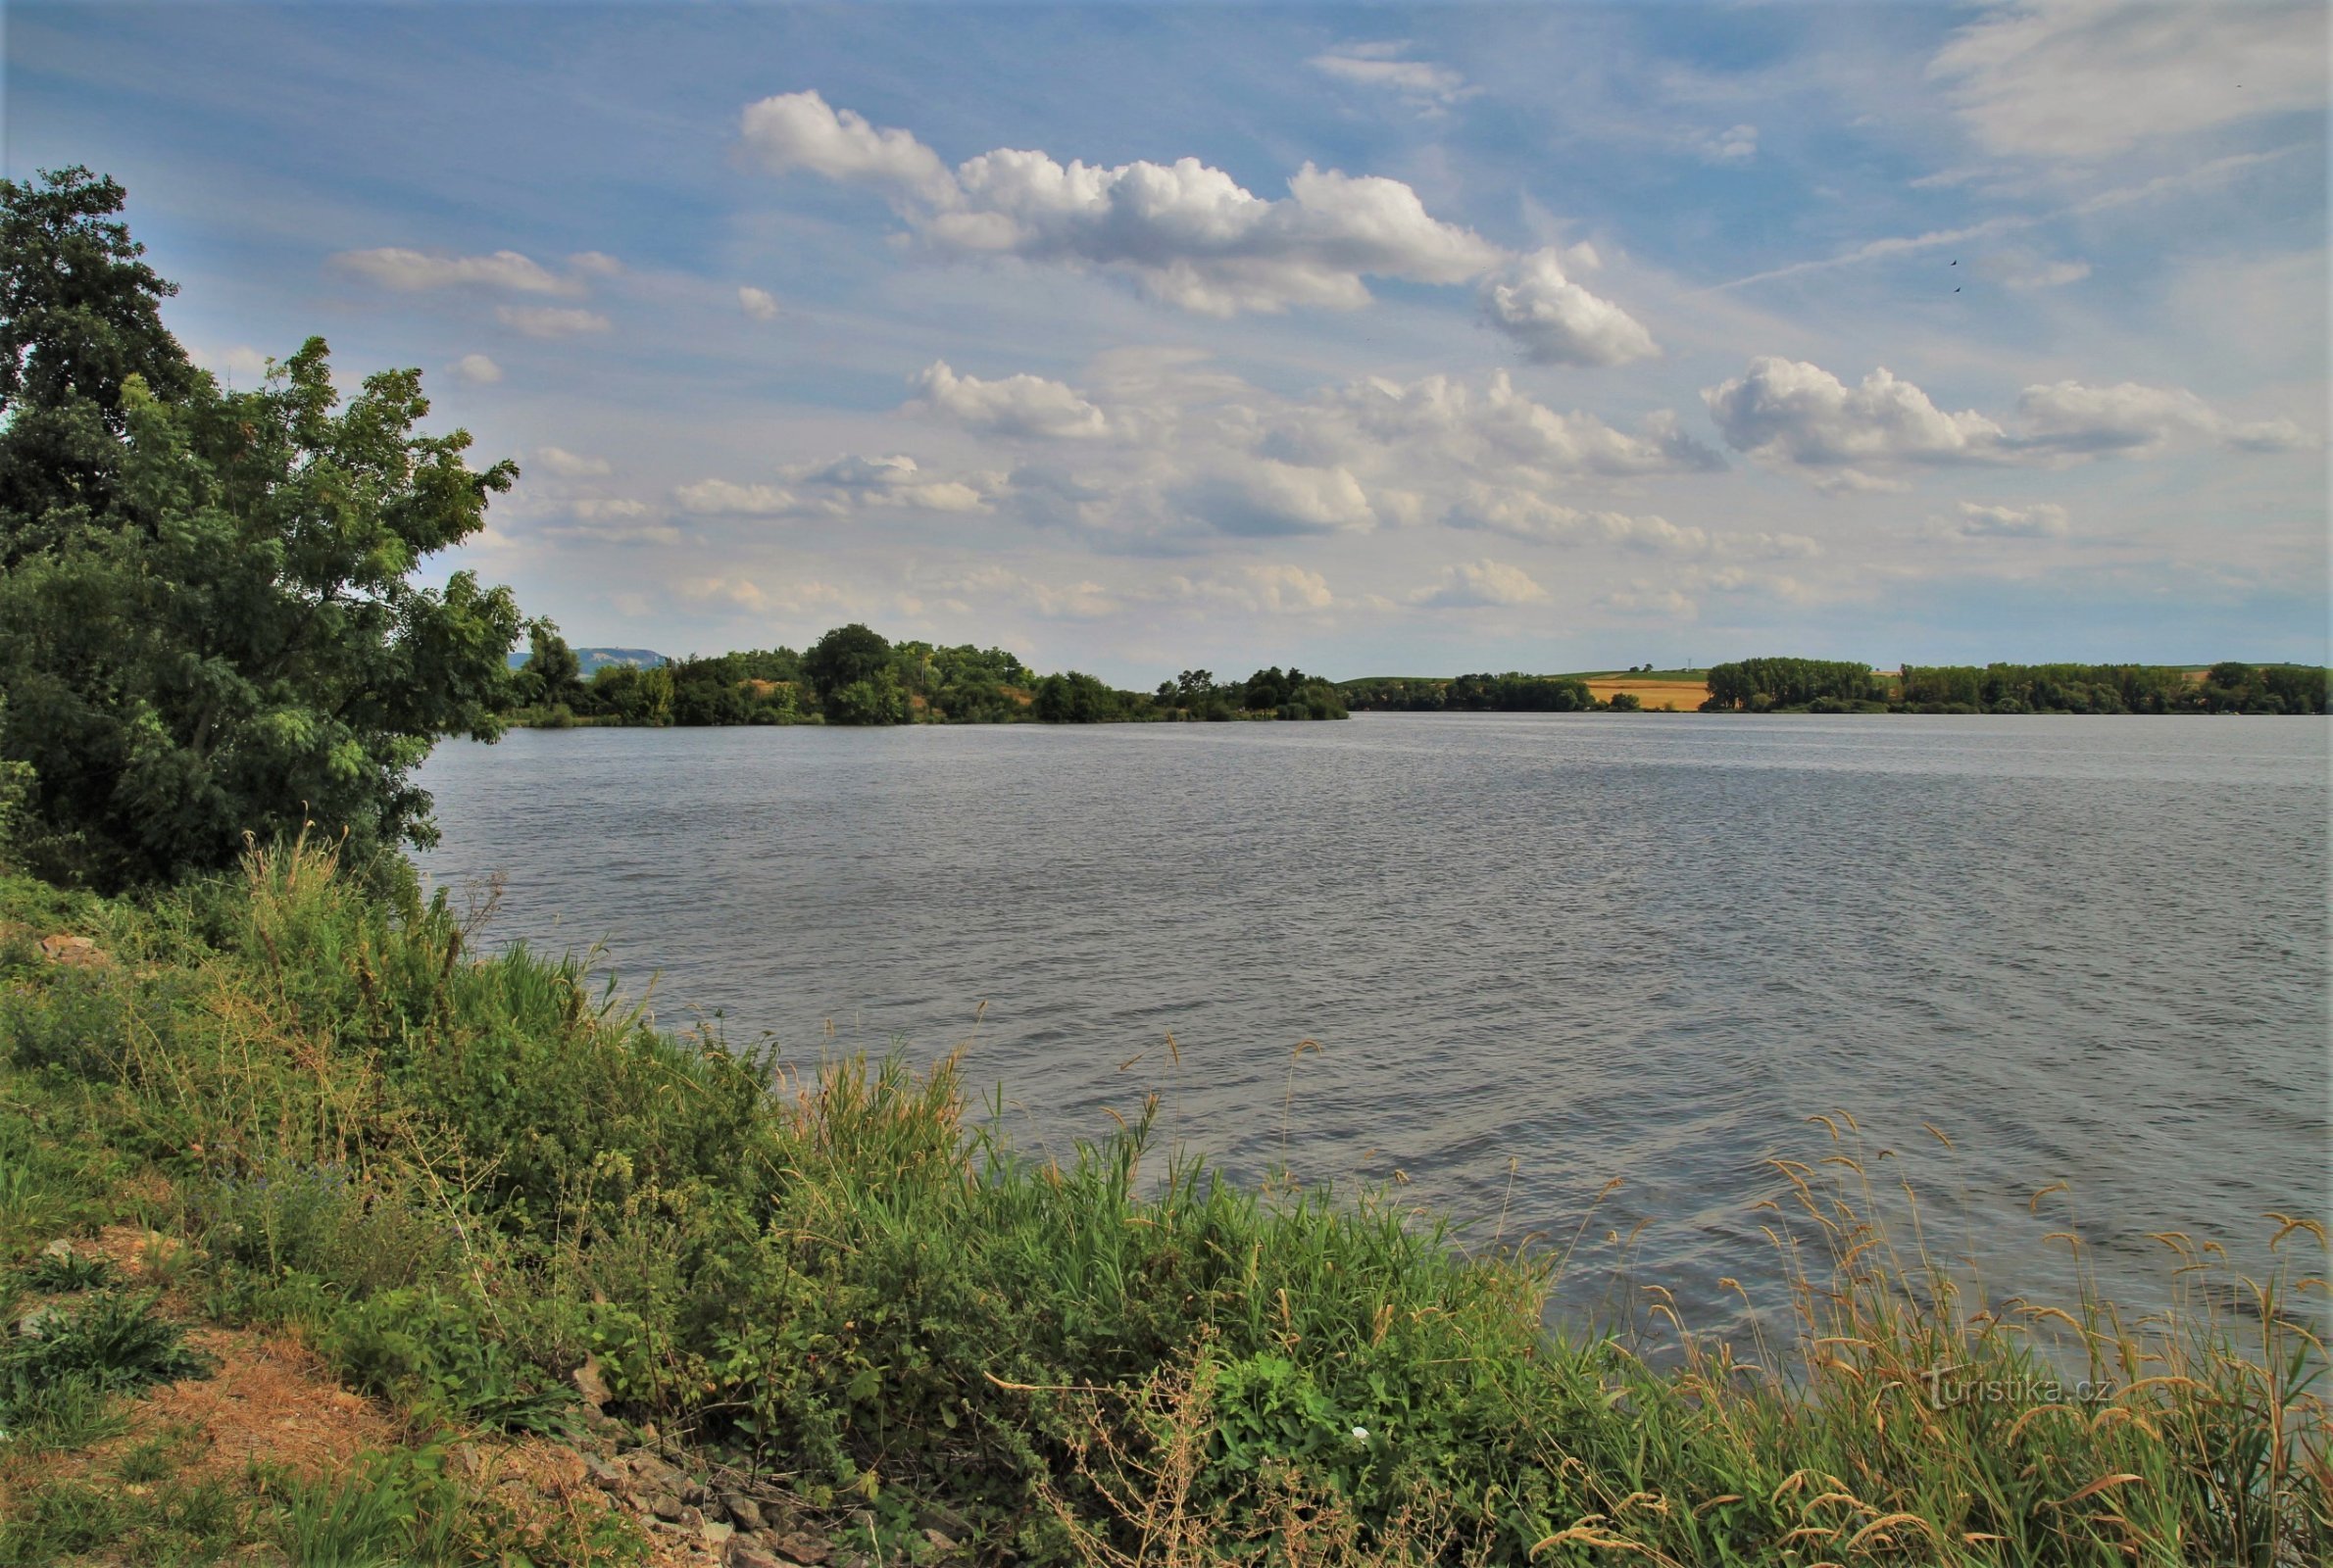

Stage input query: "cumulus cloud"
[
  {"left": 569, "top": 498, "right": 652, "bottom": 520},
  {"left": 674, "top": 479, "right": 800, "bottom": 516},
  {"left": 1704, "top": 357, "right": 2308, "bottom": 485},
  {"left": 738, "top": 286, "right": 781, "bottom": 321},
  {"left": 1931, "top": 0, "right": 2327, "bottom": 159},
  {"left": 450, "top": 354, "right": 503, "bottom": 385},
  {"left": 1292, "top": 371, "right": 1719, "bottom": 477},
  {"left": 907, "top": 361, "right": 1111, "bottom": 439},
  {"left": 740, "top": 88, "right": 959, "bottom": 198},
  {"left": 1448, "top": 485, "right": 1818, "bottom": 560},
  {"left": 1307, "top": 42, "right": 1479, "bottom": 116},
  {"left": 1705, "top": 358, "right": 2004, "bottom": 472},
  {"left": 737, "top": 90, "right": 1553, "bottom": 318},
  {"left": 1940, "top": 501, "right": 2071, "bottom": 538},
  {"left": 533, "top": 446, "right": 612, "bottom": 478},
  {"left": 676, "top": 454, "right": 1003, "bottom": 519},
  {"left": 1238, "top": 564, "right": 1334, "bottom": 612},
  {"left": 1178, "top": 458, "right": 1377, "bottom": 536},
  {"left": 1601, "top": 583, "right": 1698, "bottom": 618},
  {"left": 1478, "top": 248, "right": 1660, "bottom": 366},
  {"left": 1410, "top": 559, "right": 1549, "bottom": 609},
  {"left": 497, "top": 305, "right": 612, "bottom": 338},
  {"left": 2011, "top": 379, "right": 2305, "bottom": 455}
]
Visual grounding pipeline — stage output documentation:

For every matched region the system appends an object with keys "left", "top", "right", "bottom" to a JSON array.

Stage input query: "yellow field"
[{"left": 1585, "top": 676, "right": 1709, "bottom": 710}]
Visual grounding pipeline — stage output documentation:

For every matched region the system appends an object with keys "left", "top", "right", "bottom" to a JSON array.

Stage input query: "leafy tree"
[
  {"left": 0, "top": 170, "right": 521, "bottom": 889},
  {"left": 804, "top": 623, "right": 897, "bottom": 722},
  {"left": 517, "top": 623, "right": 583, "bottom": 710}
]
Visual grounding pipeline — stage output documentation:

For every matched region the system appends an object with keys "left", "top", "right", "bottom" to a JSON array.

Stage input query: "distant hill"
[{"left": 506, "top": 647, "right": 668, "bottom": 675}]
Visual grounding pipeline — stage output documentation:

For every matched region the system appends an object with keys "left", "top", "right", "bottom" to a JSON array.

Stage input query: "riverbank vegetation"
[
  {"left": 2, "top": 840, "right": 2325, "bottom": 1565},
  {"left": 1704, "top": 659, "right": 2330, "bottom": 714},
  {"left": 510, "top": 624, "right": 1350, "bottom": 728}
]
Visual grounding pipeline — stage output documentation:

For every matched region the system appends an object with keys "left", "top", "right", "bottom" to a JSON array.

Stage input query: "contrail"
[{"left": 1701, "top": 145, "right": 2307, "bottom": 293}]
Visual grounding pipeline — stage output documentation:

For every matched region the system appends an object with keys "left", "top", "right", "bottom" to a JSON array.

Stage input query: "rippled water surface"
[{"left": 415, "top": 715, "right": 2329, "bottom": 1333}]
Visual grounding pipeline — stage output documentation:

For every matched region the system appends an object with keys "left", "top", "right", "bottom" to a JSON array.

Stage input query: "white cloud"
[
  {"left": 1308, "top": 42, "right": 1478, "bottom": 116},
  {"left": 1411, "top": 559, "right": 1549, "bottom": 609},
  {"left": 907, "top": 361, "right": 1111, "bottom": 439},
  {"left": 533, "top": 445, "right": 612, "bottom": 478},
  {"left": 569, "top": 497, "right": 648, "bottom": 519},
  {"left": 676, "top": 454, "right": 1003, "bottom": 519},
  {"left": 674, "top": 479, "right": 800, "bottom": 516},
  {"left": 2011, "top": 379, "right": 2305, "bottom": 455},
  {"left": 738, "top": 286, "right": 781, "bottom": 321},
  {"left": 1698, "top": 123, "right": 1759, "bottom": 164},
  {"left": 1447, "top": 485, "right": 1819, "bottom": 561},
  {"left": 1940, "top": 501, "right": 2072, "bottom": 538},
  {"left": 1704, "top": 357, "right": 2310, "bottom": 484},
  {"left": 497, "top": 305, "right": 612, "bottom": 338},
  {"left": 1705, "top": 358, "right": 2004, "bottom": 468},
  {"left": 1294, "top": 371, "right": 1718, "bottom": 477},
  {"left": 1239, "top": 564, "right": 1334, "bottom": 613},
  {"left": 1178, "top": 458, "right": 1376, "bottom": 536},
  {"left": 1601, "top": 583, "right": 1698, "bottom": 618},
  {"left": 450, "top": 354, "right": 503, "bottom": 385},
  {"left": 739, "top": 88, "right": 959, "bottom": 199},
  {"left": 1931, "top": 0, "right": 2327, "bottom": 159},
  {"left": 332, "top": 248, "right": 582, "bottom": 295},
  {"left": 1478, "top": 248, "right": 1659, "bottom": 367},
  {"left": 198, "top": 344, "right": 272, "bottom": 384},
  {"left": 739, "top": 90, "right": 1512, "bottom": 316},
  {"left": 570, "top": 251, "right": 624, "bottom": 277}
]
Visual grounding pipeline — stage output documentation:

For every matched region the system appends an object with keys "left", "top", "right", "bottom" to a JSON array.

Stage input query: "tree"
[
  {"left": 0, "top": 171, "right": 521, "bottom": 889},
  {"left": 518, "top": 623, "right": 583, "bottom": 710},
  {"left": 803, "top": 623, "right": 897, "bottom": 722}
]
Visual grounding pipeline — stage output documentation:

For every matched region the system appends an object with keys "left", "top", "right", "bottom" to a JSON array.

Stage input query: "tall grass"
[{"left": 0, "top": 837, "right": 2322, "bottom": 1563}]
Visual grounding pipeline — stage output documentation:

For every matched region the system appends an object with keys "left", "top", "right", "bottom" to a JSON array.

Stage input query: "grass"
[{"left": 0, "top": 837, "right": 2324, "bottom": 1564}]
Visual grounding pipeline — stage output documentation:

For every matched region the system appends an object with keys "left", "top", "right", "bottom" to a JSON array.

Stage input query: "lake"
[{"left": 413, "top": 714, "right": 2329, "bottom": 1341}]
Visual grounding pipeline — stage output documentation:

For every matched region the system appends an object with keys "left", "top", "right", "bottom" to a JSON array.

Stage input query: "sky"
[{"left": 8, "top": 1, "right": 2328, "bottom": 682}]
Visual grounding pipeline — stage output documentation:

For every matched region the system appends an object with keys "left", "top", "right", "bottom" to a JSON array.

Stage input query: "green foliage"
[
  {"left": 0, "top": 170, "right": 524, "bottom": 892},
  {"left": 1341, "top": 673, "right": 1590, "bottom": 712},
  {"left": 19, "top": 1247, "right": 117, "bottom": 1293},
  {"left": 270, "top": 1448, "right": 456, "bottom": 1568},
  {"left": 0, "top": 1290, "right": 211, "bottom": 1437},
  {"left": 1704, "top": 657, "right": 1885, "bottom": 710}
]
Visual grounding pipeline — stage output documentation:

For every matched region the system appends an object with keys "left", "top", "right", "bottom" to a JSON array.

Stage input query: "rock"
[
  {"left": 923, "top": 1529, "right": 957, "bottom": 1554},
  {"left": 674, "top": 1505, "right": 706, "bottom": 1533},
  {"left": 626, "top": 1452, "right": 686, "bottom": 1494},
  {"left": 649, "top": 1494, "right": 687, "bottom": 1523},
  {"left": 702, "top": 1521, "right": 734, "bottom": 1547},
  {"left": 723, "top": 1542, "right": 785, "bottom": 1568},
  {"left": 39, "top": 934, "right": 105, "bottom": 966},
  {"left": 720, "top": 1494, "right": 767, "bottom": 1534},
  {"left": 570, "top": 1354, "right": 611, "bottom": 1410},
  {"left": 585, "top": 1457, "right": 626, "bottom": 1491},
  {"left": 767, "top": 1533, "right": 832, "bottom": 1565},
  {"left": 39, "top": 1238, "right": 74, "bottom": 1261},
  {"left": 14, "top": 1306, "right": 67, "bottom": 1340}
]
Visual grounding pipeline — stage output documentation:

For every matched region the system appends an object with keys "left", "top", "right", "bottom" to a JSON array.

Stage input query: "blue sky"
[{"left": 11, "top": 2, "right": 2326, "bottom": 680}]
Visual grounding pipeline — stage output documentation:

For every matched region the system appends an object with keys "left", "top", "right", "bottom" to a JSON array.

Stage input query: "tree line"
[
  {"left": 1705, "top": 659, "right": 2330, "bottom": 714},
  {"left": 510, "top": 623, "right": 1351, "bottom": 727},
  {"left": 1338, "top": 673, "right": 1603, "bottom": 711}
]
